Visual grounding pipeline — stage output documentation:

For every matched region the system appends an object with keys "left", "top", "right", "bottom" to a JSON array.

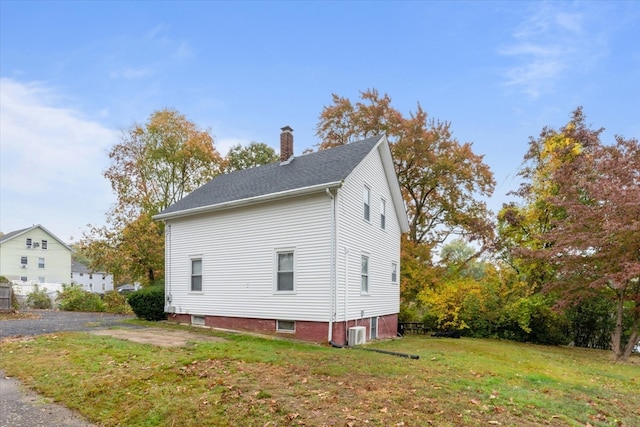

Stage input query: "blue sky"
[{"left": 1, "top": 1, "right": 638, "bottom": 242}]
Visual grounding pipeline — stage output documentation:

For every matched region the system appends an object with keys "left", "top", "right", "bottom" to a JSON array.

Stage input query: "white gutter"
[{"left": 153, "top": 181, "right": 343, "bottom": 221}]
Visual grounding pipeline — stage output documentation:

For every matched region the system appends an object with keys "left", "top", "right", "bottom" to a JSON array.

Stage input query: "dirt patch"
[{"left": 91, "top": 328, "right": 226, "bottom": 347}]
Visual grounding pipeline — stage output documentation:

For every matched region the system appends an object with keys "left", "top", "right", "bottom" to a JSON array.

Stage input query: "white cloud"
[
  {"left": 500, "top": 4, "right": 607, "bottom": 98},
  {"left": 0, "top": 78, "right": 116, "bottom": 241}
]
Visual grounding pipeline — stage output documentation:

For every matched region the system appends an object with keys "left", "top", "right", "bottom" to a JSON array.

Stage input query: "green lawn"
[{"left": 1, "top": 323, "right": 638, "bottom": 426}]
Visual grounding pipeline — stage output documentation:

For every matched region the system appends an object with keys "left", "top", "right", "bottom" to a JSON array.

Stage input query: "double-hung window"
[
  {"left": 20, "top": 256, "right": 28, "bottom": 266},
  {"left": 277, "top": 251, "right": 294, "bottom": 292},
  {"left": 391, "top": 262, "right": 398, "bottom": 283},
  {"left": 42, "top": 240, "right": 48, "bottom": 250},
  {"left": 38, "top": 257, "right": 45, "bottom": 268},
  {"left": 191, "top": 258, "right": 202, "bottom": 292},
  {"left": 26, "top": 238, "right": 32, "bottom": 249},
  {"left": 363, "top": 186, "right": 371, "bottom": 221},
  {"left": 361, "top": 255, "right": 369, "bottom": 293},
  {"left": 380, "top": 199, "right": 386, "bottom": 230}
]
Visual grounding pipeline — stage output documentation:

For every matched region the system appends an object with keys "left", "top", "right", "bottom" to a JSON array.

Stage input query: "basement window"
[
  {"left": 191, "top": 315, "right": 205, "bottom": 327},
  {"left": 276, "top": 320, "right": 295, "bottom": 333}
]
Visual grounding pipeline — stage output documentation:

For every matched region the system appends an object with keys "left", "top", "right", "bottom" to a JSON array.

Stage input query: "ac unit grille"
[{"left": 348, "top": 326, "right": 366, "bottom": 346}]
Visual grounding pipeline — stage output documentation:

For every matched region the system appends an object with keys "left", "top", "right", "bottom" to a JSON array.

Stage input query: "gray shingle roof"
[
  {"left": 0, "top": 227, "right": 31, "bottom": 243},
  {"left": 157, "top": 135, "right": 383, "bottom": 218}
]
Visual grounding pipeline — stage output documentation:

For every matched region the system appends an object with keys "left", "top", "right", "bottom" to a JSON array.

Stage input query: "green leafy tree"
[
  {"left": 81, "top": 109, "right": 222, "bottom": 285},
  {"left": 223, "top": 142, "right": 278, "bottom": 173}
]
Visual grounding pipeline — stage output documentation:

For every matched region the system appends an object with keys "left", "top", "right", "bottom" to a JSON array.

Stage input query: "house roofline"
[
  {"left": 0, "top": 224, "right": 73, "bottom": 251},
  {"left": 153, "top": 180, "right": 344, "bottom": 221}
]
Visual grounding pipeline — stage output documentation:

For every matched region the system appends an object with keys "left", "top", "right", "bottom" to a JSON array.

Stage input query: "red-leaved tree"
[{"left": 540, "top": 135, "right": 640, "bottom": 360}]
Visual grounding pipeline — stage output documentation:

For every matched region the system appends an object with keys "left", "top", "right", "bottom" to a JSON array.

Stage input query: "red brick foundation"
[{"left": 166, "top": 312, "right": 398, "bottom": 345}]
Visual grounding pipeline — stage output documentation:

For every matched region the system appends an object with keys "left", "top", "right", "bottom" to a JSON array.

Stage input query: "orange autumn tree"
[
  {"left": 82, "top": 109, "right": 222, "bottom": 286},
  {"left": 316, "top": 89, "right": 495, "bottom": 311}
]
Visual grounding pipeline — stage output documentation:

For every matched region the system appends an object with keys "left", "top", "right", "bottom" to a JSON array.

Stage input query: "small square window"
[
  {"left": 191, "top": 258, "right": 202, "bottom": 292},
  {"left": 192, "top": 315, "right": 205, "bottom": 326},
  {"left": 277, "top": 251, "right": 294, "bottom": 292},
  {"left": 276, "top": 320, "right": 295, "bottom": 332},
  {"left": 361, "top": 255, "right": 369, "bottom": 293},
  {"left": 38, "top": 277, "right": 45, "bottom": 283},
  {"left": 20, "top": 276, "right": 27, "bottom": 282},
  {"left": 38, "top": 257, "right": 45, "bottom": 268}
]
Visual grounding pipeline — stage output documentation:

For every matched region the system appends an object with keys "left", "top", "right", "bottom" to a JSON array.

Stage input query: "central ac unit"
[{"left": 348, "top": 326, "right": 366, "bottom": 346}]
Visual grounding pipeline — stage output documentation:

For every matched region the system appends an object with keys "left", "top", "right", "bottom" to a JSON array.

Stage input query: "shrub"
[
  {"left": 103, "top": 290, "right": 133, "bottom": 314},
  {"left": 26, "top": 285, "right": 53, "bottom": 309},
  {"left": 57, "top": 284, "right": 105, "bottom": 312},
  {"left": 127, "top": 285, "right": 166, "bottom": 321}
]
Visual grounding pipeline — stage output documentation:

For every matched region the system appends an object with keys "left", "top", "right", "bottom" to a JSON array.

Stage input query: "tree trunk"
[
  {"left": 610, "top": 294, "right": 624, "bottom": 360},
  {"left": 620, "top": 301, "right": 639, "bottom": 361}
]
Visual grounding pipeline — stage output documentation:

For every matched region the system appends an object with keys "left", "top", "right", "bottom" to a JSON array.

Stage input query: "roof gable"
[
  {"left": 0, "top": 224, "right": 73, "bottom": 251},
  {"left": 156, "top": 135, "right": 384, "bottom": 219}
]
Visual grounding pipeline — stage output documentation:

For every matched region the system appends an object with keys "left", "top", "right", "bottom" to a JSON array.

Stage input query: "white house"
[
  {"left": 71, "top": 260, "right": 114, "bottom": 294},
  {"left": 0, "top": 224, "right": 72, "bottom": 286},
  {"left": 154, "top": 127, "right": 409, "bottom": 345}
]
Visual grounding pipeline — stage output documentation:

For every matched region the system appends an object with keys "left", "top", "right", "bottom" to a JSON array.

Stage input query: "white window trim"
[
  {"left": 370, "top": 316, "right": 378, "bottom": 339},
  {"left": 276, "top": 319, "right": 296, "bottom": 333},
  {"left": 380, "top": 198, "right": 386, "bottom": 230},
  {"left": 391, "top": 262, "right": 398, "bottom": 284},
  {"left": 274, "top": 248, "right": 296, "bottom": 293},
  {"left": 190, "top": 256, "right": 204, "bottom": 293},
  {"left": 363, "top": 185, "right": 371, "bottom": 222},
  {"left": 361, "top": 254, "right": 370, "bottom": 294}
]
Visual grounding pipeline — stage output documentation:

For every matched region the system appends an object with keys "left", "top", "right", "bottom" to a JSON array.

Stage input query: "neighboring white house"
[
  {"left": 154, "top": 127, "right": 410, "bottom": 345},
  {"left": 71, "top": 260, "right": 114, "bottom": 294},
  {"left": 0, "top": 224, "right": 72, "bottom": 286}
]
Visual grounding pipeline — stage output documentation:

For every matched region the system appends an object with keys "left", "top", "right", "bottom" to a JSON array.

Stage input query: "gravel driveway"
[
  {"left": 1, "top": 310, "right": 136, "bottom": 426},
  {"left": 0, "top": 310, "right": 136, "bottom": 339}
]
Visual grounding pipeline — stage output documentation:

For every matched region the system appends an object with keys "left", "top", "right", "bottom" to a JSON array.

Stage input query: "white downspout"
[
  {"left": 326, "top": 188, "right": 336, "bottom": 343},
  {"left": 165, "top": 223, "right": 172, "bottom": 312},
  {"left": 344, "top": 246, "right": 349, "bottom": 343}
]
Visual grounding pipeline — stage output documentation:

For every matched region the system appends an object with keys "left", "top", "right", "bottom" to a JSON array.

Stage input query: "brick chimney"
[{"left": 280, "top": 125, "right": 294, "bottom": 162}]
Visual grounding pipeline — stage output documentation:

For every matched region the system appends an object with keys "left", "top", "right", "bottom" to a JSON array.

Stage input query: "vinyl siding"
[
  {"left": 165, "top": 192, "right": 333, "bottom": 321},
  {"left": 335, "top": 145, "right": 402, "bottom": 322},
  {"left": 0, "top": 227, "right": 71, "bottom": 284}
]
